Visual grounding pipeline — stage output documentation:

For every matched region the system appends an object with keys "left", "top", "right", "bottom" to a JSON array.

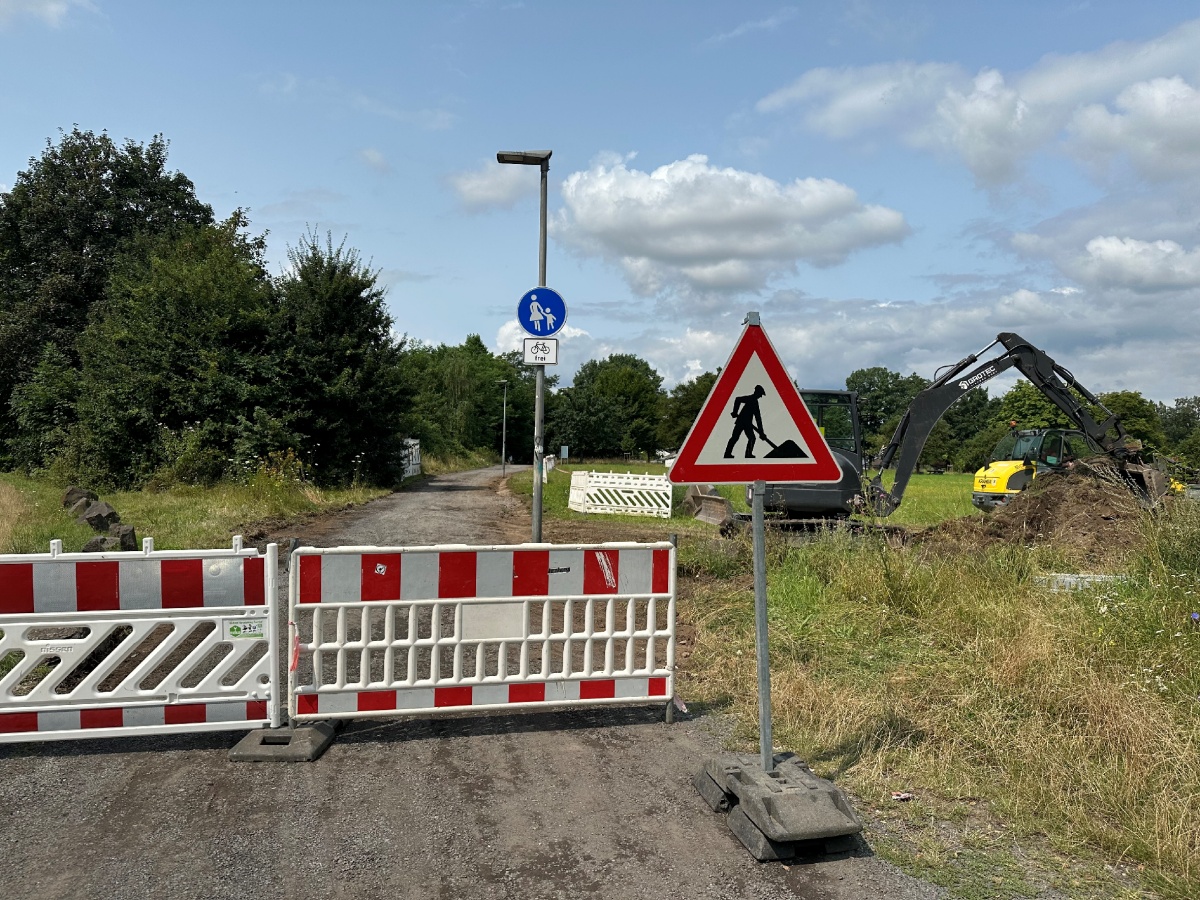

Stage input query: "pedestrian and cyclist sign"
[
  {"left": 667, "top": 317, "right": 841, "bottom": 485},
  {"left": 517, "top": 287, "right": 567, "bottom": 338}
]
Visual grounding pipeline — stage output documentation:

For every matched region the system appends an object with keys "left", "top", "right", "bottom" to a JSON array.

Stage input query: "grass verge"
[
  {"left": 0, "top": 472, "right": 390, "bottom": 552},
  {"left": 677, "top": 505, "right": 1200, "bottom": 899}
]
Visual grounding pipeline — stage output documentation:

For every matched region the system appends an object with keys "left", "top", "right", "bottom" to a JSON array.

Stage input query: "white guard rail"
[
  {"left": 289, "top": 542, "right": 675, "bottom": 721},
  {"left": 568, "top": 470, "right": 673, "bottom": 519},
  {"left": 0, "top": 537, "right": 279, "bottom": 743}
]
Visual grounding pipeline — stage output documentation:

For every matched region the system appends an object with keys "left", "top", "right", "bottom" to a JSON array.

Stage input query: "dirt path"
[{"left": 0, "top": 467, "right": 942, "bottom": 900}]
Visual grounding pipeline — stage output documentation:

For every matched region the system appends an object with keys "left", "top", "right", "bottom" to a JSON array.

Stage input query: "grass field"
[
  {"left": 0, "top": 472, "right": 391, "bottom": 553},
  {"left": 514, "top": 461, "right": 1200, "bottom": 899}
]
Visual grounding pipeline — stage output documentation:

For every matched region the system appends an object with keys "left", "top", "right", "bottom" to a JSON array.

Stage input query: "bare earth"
[{"left": 0, "top": 466, "right": 943, "bottom": 900}]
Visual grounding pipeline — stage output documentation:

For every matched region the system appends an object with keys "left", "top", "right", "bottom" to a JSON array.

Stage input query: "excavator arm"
[{"left": 867, "top": 332, "right": 1130, "bottom": 515}]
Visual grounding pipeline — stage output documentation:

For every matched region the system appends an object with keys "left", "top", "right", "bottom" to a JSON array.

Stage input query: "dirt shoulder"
[{"left": 0, "top": 466, "right": 941, "bottom": 900}]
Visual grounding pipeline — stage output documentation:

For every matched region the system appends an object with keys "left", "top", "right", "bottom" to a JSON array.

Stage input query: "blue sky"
[{"left": 3, "top": 1, "right": 1199, "bottom": 403}]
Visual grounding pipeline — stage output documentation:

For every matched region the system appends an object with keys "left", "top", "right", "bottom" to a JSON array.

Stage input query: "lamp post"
[
  {"left": 496, "top": 378, "right": 508, "bottom": 478},
  {"left": 497, "top": 148, "right": 551, "bottom": 542}
]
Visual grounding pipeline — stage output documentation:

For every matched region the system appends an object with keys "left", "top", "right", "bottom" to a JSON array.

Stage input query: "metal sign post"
[{"left": 750, "top": 479, "right": 774, "bottom": 773}]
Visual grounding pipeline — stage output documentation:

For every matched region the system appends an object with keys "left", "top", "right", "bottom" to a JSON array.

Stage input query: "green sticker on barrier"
[{"left": 223, "top": 618, "right": 266, "bottom": 640}]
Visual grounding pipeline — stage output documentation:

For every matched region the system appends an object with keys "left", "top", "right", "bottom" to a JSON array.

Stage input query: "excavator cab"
[{"left": 971, "top": 428, "right": 1103, "bottom": 510}]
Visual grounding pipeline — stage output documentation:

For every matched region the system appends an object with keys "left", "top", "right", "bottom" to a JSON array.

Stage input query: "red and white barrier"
[
  {"left": 289, "top": 542, "right": 675, "bottom": 722},
  {"left": 0, "top": 538, "right": 279, "bottom": 743}
]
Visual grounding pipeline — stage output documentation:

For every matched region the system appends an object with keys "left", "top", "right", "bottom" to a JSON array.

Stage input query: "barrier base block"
[
  {"left": 728, "top": 805, "right": 796, "bottom": 861},
  {"left": 229, "top": 721, "right": 340, "bottom": 762},
  {"left": 692, "top": 767, "right": 732, "bottom": 812},
  {"left": 703, "top": 752, "right": 863, "bottom": 844}
]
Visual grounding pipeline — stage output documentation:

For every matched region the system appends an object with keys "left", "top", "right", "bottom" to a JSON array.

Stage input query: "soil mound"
[{"left": 921, "top": 460, "right": 1145, "bottom": 569}]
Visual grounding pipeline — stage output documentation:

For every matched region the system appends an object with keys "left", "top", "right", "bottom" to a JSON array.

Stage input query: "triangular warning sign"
[{"left": 668, "top": 321, "right": 842, "bottom": 485}]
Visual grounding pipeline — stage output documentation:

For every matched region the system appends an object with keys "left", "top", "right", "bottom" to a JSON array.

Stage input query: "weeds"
[{"left": 678, "top": 499, "right": 1200, "bottom": 899}]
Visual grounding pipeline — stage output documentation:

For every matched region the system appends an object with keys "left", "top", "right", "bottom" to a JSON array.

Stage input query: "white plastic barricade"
[
  {"left": 542, "top": 455, "right": 555, "bottom": 484},
  {"left": 289, "top": 542, "right": 675, "bottom": 721},
  {"left": 403, "top": 438, "right": 422, "bottom": 479},
  {"left": 0, "top": 537, "right": 279, "bottom": 743},
  {"left": 567, "top": 471, "right": 673, "bottom": 519}
]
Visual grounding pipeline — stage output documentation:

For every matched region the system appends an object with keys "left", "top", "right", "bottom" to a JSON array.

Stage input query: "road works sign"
[{"left": 668, "top": 316, "right": 842, "bottom": 485}]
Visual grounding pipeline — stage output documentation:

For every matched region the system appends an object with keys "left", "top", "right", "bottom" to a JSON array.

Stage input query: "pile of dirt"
[{"left": 920, "top": 461, "right": 1146, "bottom": 569}]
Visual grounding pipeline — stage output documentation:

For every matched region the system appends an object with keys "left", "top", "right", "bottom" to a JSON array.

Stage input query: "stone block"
[
  {"left": 78, "top": 501, "right": 120, "bottom": 531},
  {"left": 62, "top": 486, "right": 98, "bottom": 509}
]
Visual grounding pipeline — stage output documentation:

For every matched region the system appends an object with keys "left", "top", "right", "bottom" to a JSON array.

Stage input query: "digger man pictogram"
[{"left": 724, "top": 385, "right": 769, "bottom": 458}]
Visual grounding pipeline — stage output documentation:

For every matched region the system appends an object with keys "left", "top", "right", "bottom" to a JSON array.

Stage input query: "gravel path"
[{"left": 0, "top": 466, "right": 943, "bottom": 900}]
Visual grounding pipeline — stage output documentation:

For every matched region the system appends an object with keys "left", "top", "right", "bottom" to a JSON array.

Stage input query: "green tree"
[
  {"left": 0, "top": 128, "right": 213, "bottom": 458},
  {"left": 547, "top": 385, "right": 624, "bottom": 459},
  {"left": 1097, "top": 391, "right": 1166, "bottom": 450},
  {"left": 71, "top": 215, "right": 274, "bottom": 487},
  {"left": 1158, "top": 397, "right": 1200, "bottom": 448},
  {"left": 845, "top": 366, "right": 928, "bottom": 450},
  {"left": 997, "top": 380, "right": 1074, "bottom": 430},
  {"left": 270, "top": 231, "right": 410, "bottom": 484},
  {"left": 572, "top": 353, "right": 664, "bottom": 456},
  {"left": 658, "top": 371, "right": 717, "bottom": 450}
]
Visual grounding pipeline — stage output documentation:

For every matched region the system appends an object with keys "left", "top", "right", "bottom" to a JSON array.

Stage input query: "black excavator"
[{"left": 753, "top": 333, "right": 1169, "bottom": 524}]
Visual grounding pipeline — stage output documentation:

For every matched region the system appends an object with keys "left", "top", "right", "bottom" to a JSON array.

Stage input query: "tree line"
[{"left": 3, "top": 130, "right": 1197, "bottom": 490}]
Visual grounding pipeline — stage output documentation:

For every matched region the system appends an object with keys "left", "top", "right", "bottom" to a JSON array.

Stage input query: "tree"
[
  {"left": 0, "top": 128, "right": 213, "bottom": 458},
  {"left": 70, "top": 215, "right": 274, "bottom": 487},
  {"left": 547, "top": 385, "right": 624, "bottom": 459},
  {"left": 658, "top": 371, "right": 717, "bottom": 451},
  {"left": 1158, "top": 397, "right": 1200, "bottom": 448},
  {"left": 1097, "top": 391, "right": 1166, "bottom": 450},
  {"left": 270, "top": 231, "right": 410, "bottom": 484},
  {"left": 572, "top": 353, "right": 665, "bottom": 456},
  {"left": 845, "top": 366, "right": 928, "bottom": 450},
  {"left": 997, "top": 380, "right": 1074, "bottom": 430}
]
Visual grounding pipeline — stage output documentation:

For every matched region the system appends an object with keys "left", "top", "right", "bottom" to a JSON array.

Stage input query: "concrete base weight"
[{"left": 229, "top": 721, "right": 341, "bottom": 762}]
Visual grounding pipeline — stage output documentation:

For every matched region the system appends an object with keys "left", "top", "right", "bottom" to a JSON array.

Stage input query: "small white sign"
[
  {"left": 222, "top": 618, "right": 267, "bottom": 640},
  {"left": 523, "top": 337, "right": 558, "bottom": 365}
]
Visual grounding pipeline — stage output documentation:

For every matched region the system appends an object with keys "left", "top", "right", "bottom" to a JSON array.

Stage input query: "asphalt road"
[{"left": 0, "top": 466, "right": 943, "bottom": 900}]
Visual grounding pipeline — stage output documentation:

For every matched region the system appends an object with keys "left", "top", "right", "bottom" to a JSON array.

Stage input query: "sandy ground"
[{"left": 0, "top": 466, "right": 943, "bottom": 900}]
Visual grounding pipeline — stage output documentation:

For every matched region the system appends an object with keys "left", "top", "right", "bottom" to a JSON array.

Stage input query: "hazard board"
[{"left": 667, "top": 320, "right": 842, "bottom": 485}]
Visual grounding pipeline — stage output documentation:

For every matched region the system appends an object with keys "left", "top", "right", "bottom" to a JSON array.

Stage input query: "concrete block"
[
  {"left": 727, "top": 805, "right": 795, "bottom": 861},
  {"left": 229, "top": 722, "right": 340, "bottom": 762},
  {"left": 692, "top": 767, "right": 732, "bottom": 812},
  {"left": 705, "top": 752, "right": 863, "bottom": 843}
]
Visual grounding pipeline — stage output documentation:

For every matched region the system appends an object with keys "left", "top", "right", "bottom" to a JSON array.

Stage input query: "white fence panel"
[
  {"left": 0, "top": 538, "right": 279, "bottom": 743},
  {"left": 402, "top": 438, "right": 422, "bottom": 479},
  {"left": 289, "top": 542, "right": 675, "bottom": 721},
  {"left": 567, "top": 471, "right": 672, "bottom": 519}
]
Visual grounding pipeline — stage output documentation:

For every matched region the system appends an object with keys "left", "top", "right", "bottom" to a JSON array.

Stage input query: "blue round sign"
[{"left": 517, "top": 287, "right": 567, "bottom": 337}]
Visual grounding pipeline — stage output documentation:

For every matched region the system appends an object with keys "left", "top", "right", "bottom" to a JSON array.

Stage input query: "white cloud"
[
  {"left": 0, "top": 0, "right": 89, "bottom": 27},
  {"left": 1064, "top": 236, "right": 1200, "bottom": 292},
  {"left": 590, "top": 281, "right": 1200, "bottom": 402},
  {"left": 701, "top": 7, "right": 797, "bottom": 47},
  {"left": 449, "top": 162, "right": 538, "bottom": 211},
  {"left": 1070, "top": 77, "right": 1200, "bottom": 180},
  {"left": 757, "top": 61, "right": 964, "bottom": 138},
  {"left": 757, "top": 18, "right": 1200, "bottom": 186},
  {"left": 359, "top": 148, "right": 390, "bottom": 174},
  {"left": 495, "top": 319, "right": 590, "bottom": 354},
  {"left": 555, "top": 154, "right": 909, "bottom": 297}
]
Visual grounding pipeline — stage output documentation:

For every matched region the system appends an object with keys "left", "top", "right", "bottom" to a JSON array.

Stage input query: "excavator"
[{"left": 751, "top": 333, "right": 1171, "bottom": 524}]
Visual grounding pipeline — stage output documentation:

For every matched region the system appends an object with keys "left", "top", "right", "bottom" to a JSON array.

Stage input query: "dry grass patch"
[{"left": 0, "top": 480, "right": 25, "bottom": 551}]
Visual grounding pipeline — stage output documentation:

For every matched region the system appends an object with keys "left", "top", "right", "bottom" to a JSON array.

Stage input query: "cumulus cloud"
[
  {"left": 1061, "top": 236, "right": 1200, "bottom": 292},
  {"left": 757, "top": 18, "right": 1200, "bottom": 186},
  {"left": 0, "top": 0, "right": 88, "bottom": 27},
  {"left": 449, "top": 162, "right": 539, "bottom": 211},
  {"left": 1070, "top": 77, "right": 1200, "bottom": 180},
  {"left": 574, "top": 280, "right": 1200, "bottom": 402},
  {"left": 555, "top": 154, "right": 909, "bottom": 297}
]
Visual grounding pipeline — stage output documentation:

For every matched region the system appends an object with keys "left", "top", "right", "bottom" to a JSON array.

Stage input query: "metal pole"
[
  {"left": 751, "top": 479, "right": 773, "bottom": 772},
  {"left": 501, "top": 381, "right": 508, "bottom": 478},
  {"left": 531, "top": 159, "right": 549, "bottom": 542}
]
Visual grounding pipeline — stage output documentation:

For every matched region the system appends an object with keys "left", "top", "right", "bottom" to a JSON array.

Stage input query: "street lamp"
[
  {"left": 497, "top": 148, "right": 552, "bottom": 542},
  {"left": 496, "top": 378, "right": 508, "bottom": 478}
]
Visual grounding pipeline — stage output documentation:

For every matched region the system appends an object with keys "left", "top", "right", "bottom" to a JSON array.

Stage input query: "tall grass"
[{"left": 680, "top": 501, "right": 1200, "bottom": 899}]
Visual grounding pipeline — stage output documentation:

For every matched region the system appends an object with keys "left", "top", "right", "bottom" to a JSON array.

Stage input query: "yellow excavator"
[{"left": 866, "top": 333, "right": 1172, "bottom": 515}]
